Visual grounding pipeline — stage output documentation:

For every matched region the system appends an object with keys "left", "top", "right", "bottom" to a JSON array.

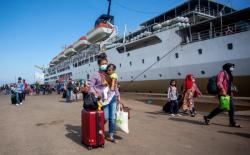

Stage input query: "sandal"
[
  {"left": 106, "top": 137, "right": 117, "bottom": 143},
  {"left": 203, "top": 116, "right": 210, "bottom": 125}
]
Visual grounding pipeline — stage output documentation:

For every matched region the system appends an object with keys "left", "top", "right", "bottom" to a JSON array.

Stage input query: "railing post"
[
  {"left": 189, "top": 26, "right": 192, "bottom": 42},
  {"left": 209, "top": 22, "right": 213, "bottom": 39}
]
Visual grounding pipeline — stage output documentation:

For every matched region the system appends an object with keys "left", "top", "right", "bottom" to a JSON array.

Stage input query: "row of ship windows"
[
  {"left": 71, "top": 43, "right": 233, "bottom": 69},
  {"left": 118, "top": 70, "right": 206, "bottom": 80},
  {"left": 124, "top": 43, "right": 233, "bottom": 66},
  {"left": 57, "top": 66, "right": 70, "bottom": 73},
  {"left": 73, "top": 57, "right": 97, "bottom": 68},
  {"left": 82, "top": 43, "right": 233, "bottom": 77},
  {"left": 55, "top": 69, "right": 207, "bottom": 81}
]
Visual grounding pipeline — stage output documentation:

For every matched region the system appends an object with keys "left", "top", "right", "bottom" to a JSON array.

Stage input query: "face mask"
[
  {"left": 100, "top": 64, "right": 107, "bottom": 71},
  {"left": 230, "top": 67, "right": 234, "bottom": 71}
]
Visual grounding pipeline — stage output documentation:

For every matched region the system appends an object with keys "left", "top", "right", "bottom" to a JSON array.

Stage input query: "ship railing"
[
  {"left": 185, "top": 20, "right": 250, "bottom": 43},
  {"left": 178, "top": 6, "right": 219, "bottom": 19}
]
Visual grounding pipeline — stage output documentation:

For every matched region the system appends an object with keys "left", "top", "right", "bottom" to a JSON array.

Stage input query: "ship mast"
[{"left": 107, "top": 0, "right": 112, "bottom": 16}]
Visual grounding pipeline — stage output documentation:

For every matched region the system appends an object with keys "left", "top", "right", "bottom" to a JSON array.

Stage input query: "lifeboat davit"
[
  {"left": 58, "top": 51, "right": 67, "bottom": 61},
  {"left": 64, "top": 45, "right": 76, "bottom": 56},
  {"left": 73, "top": 36, "right": 90, "bottom": 51},
  {"left": 51, "top": 56, "right": 58, "bottom": 64},
  {"left": 86, "top": 23, "right": 114, "bottom": 43},
  {"left": 49, "top": 61, "right": 55, "bottom": 67}
]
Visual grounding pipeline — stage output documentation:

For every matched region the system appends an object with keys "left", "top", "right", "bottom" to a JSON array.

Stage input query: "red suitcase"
[{"left": 81, "top": 110, "right": 105, "bottom": 150}]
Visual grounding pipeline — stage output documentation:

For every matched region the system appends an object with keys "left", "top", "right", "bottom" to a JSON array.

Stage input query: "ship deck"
[{"left": 0, "top": 92, "right": 250, "bottom": 155}]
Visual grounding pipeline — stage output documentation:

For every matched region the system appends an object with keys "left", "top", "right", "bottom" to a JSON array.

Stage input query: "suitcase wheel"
[{"left": 87, "top": 146, "right": 92, "bottom": 150}]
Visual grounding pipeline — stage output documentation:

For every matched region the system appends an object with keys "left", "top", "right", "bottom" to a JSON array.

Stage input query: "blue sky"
[{"left": 0, "top": 0, "right": 250, "bottom": 85}]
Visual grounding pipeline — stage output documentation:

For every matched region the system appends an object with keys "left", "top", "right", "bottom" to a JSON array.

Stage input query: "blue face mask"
[{"left": 100, "top": 64, "right": 107, "bottom": 71}]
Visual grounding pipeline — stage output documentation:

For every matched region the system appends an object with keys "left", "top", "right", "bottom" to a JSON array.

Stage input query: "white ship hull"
[
  {"left": 46, "top": 29, "right": 250, "bottom": 96},
  {"left": 44, "top": 1, "right": 250, "bottom": 96}
]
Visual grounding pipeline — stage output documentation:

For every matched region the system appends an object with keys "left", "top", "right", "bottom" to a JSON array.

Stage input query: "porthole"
[
  {"left": 198, "top": 49, "right": 202, "bottom": 55},
  {"left": 227, "top": 43, "right": 233, "bottom": 50},
  {"left": 175, "top": 53, "right": 179, "bottom": 58},
  {"left": 157, "top": 56, "right": 160, "bottom": 61}
]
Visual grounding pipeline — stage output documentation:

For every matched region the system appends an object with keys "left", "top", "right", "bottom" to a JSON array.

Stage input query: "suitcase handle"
[{"left": 95, "top": 112, "right": 100, "bottom": 146}]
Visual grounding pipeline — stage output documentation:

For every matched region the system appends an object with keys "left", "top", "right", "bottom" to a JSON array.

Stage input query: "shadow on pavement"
[
  {"left": 211, "top": 123, "right": 230, "bottom": 127},
  {"left": 218, "top": 131, "right": 250, "bottom": 139},
  {"left": 65, "top": 124, "right": 88, "bottom": 150},
  {"left": 65, "top": 124, "right": 123, "bottom": 149},
  {"left": 105, "top": 131, "right": 123, "bottom": 140},
  {"left": 145, "top": 111, "right": 168, "bottom": 115},
  {"left": 168, "top": 117, "right": 204, "bottom": 125}
]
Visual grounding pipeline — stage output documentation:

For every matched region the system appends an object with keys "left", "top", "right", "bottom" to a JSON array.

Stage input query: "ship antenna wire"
[{"left": 122, "top": 43, "right": 181, "bottom": 90}]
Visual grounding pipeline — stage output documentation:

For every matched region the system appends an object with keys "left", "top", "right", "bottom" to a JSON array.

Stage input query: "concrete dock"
[{"left": 0, "top": 93, "right": 249, "bottom": 155}]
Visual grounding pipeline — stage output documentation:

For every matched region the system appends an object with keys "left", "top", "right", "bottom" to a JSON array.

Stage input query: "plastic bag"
[
  {"left": 219, "top": 95, "right": 230, "bottom": 111},
  {"left": 116, "top": 104, "right": 129, "bottom": 134}
]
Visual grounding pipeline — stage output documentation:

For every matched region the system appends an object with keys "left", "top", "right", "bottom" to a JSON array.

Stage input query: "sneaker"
[
  {"left": 203, "top": 116, "right": 210, "bottom": 125},
  {"left": 20, "top": 102, "right": 23, "bottom": 105},
  {"left": 16, "top": 104, "right": 19, "bottom": 106},
  {"left": 176, "top": 114, "right": 182, "bottom": 116},
  {"left": 229, "top": 124, "right": 241, "bottom": 128},
  {"left": 169, "top": 114, "right": 175, "bottom": 117}
]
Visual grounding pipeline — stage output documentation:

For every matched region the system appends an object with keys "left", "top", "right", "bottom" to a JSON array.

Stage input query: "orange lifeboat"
[
  {"left": 86, "top": 23, "right": 114, "bottom": 43},
  {"left": 73, "top": 36, "right": 90, "bottom": 51}
]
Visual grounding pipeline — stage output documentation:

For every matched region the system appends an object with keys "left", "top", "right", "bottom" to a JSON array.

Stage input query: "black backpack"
[
  {"left": 207, "top": 72, "right": 227, "bottom": 95},
  {"left": 162, "top": 101, "right": 171, "bottom": 113},
  {"left": 83, "top": 93, "right": 98, "bottom": 110}
]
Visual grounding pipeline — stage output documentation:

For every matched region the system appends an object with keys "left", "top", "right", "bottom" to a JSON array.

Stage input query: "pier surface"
[{"left": 0, "top": 93, "right": 250, "bottom": 155}]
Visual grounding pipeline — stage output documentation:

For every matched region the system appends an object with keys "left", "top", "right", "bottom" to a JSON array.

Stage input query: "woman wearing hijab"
[
  {"left": 182, "top": 74, "right": 202, "bottom": 117},
  {"left": 204, "top": 63, "right": 240, "bottom": 127},
  {"left": 88, "top": 53, "right": 120, "bottom": 143}
]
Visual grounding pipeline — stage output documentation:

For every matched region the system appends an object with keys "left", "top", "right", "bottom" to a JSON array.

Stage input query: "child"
[
  {"left": 102, "top": 64, "right": 118, "bottom": 106},
  {"left": 167, "top": 80, "right": 181, "bottom": 116},
  {"left": 106, "top": 64, "right": 118, "bottom": 91}
]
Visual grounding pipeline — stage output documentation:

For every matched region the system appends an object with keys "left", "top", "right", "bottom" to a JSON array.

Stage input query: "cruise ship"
[{"left": 44, "top": 0, "right": 250, "bottom": 96}]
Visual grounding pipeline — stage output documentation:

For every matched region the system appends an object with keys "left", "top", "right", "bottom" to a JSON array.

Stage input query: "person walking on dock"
[
  {"left": 167, "top": 80, "right": 181, "bottom": 116},
  {"left": 204, "top": 63, "right": 241, "bottom": 127},
  {"left": 182, "top": 74, "right": 202, "bottom": 117},
  {"left": 15, "top": 77, "right": 24, "bottom": 106},
  {"left": 66, "top": 78, "right": 73, "bottom": 103}
]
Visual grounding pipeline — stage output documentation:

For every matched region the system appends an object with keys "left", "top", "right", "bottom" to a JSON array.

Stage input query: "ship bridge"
[{"left": 140, "top": 0, "right": 235, "bottom": 27}]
